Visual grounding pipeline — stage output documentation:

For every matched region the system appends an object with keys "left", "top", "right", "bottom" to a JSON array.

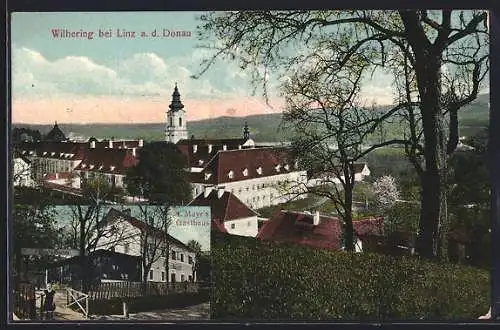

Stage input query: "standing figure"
[{"left": 42, "top": 284, "right": 56, "bottom": 320}]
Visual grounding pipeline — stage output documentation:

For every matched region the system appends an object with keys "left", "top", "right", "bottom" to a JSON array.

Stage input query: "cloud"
[{"left": 11, "top": 46, "right": 256, "bottom": 101}]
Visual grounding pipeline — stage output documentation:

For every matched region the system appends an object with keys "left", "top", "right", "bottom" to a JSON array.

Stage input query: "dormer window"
[
  {"left": 110, "top": 166, "right": 115, "bottom": 171},
  {"left": 242, "top": 168, "right": 248, "bottom": 177},
  {"left": 284, "top": 164, "right": 290, "bottom": 171},
  {"left": 193, "top": 145, "right": 198, "bottom": 153},
  {"left": 256, "top": 167, "right": 263, "bottom": 175},
  {"left": 89, "top": 164, "right": 95, "bottom": 170},
  {"left": 99, "top": 165, "right": 104, "bottom": 170},
  {"left": 22, "top": 151, "right": 27, "bottom": 154},
  {"left": 81, "top": 164, "right": 87, "bottom": 169},
  {"left": 198, "top": 160, "right": 204, "bottom": 166},
  {"left": 29, "top": 151, "right": 34, "bottom": 155},
  {"left": 228, "top": 170, "right": 234, "bottom": 179},
  {"left": 204, "top": 172, "right": 212, "bottom": 181},
  {"left": 275, "top": 164, "right": 281, "bottom": 172},
  {"left": 59, "top": 153, "right": 64, "bottom": 157},
  {"left": 223, "top": 145, "right": 227, "bottom": 151},
  {"left": 43, "top": 152, "right": 47, "bottom": 156},
  {"left": 51, "top": 152, "right": 55, "bottom": 156}
]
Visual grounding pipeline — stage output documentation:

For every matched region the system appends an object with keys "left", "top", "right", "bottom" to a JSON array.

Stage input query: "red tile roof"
[
  {"left": 188, "top": 188, "right": 259, "bottom": 222},
  {"left": 42, "top": 181, "right": 83, "bottom": 196},
  {"left": 257, "top": 211, "right": 384, "bottom": 251},
  {"left": 74, "top": 148, "right": 139, "bottom": 175},
  {"left": 190, "top": 147, "right": 296, "bottom": 184},
  {"left": 44, "top": 172, "right": 75, "bottom": 181},
  {"left": 16, "top": 141, "right": 87, "bottom": 161},
  {"left": 88, "top": 138, "right": 142, "bottom": 149},
  {"left": 103, "top": 208, "right": 196, "bottom": 252},
  {"left": 177, "top": 138, "right": 248, "bottom": 168}
]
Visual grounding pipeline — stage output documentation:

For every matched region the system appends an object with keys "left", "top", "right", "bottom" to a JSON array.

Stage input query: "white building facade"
[{"left": 95, "top": 208, "right": 197, "bottom": 283}]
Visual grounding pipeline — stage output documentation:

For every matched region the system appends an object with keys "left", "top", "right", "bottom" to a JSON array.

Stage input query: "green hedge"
[{"left": 212, "top": 232, "right": 489, "bottom": 321}]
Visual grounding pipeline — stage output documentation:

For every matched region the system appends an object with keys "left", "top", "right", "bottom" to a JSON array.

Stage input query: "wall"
[{"left": 224, "top": 216, "right": 259, "bottom": 237}]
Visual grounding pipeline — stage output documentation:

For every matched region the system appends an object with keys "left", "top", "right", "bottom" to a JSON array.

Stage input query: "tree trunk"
[
  {"left": 415, "top": 54, "right": 447, "bottom": 259},
  {"left": 344, "top": 184, "right": 355, "bottom": 252}
]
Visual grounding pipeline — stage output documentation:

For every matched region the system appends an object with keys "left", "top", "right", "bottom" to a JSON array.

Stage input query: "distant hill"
[{"left": 13, "top": 94, "right": 489, "bottom": 143}]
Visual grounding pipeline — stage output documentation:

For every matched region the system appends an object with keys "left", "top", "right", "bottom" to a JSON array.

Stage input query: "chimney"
[
  {"left": 90, "top": 140, "right": 96, "bottom": 149},
  {"left": 55, "top": 173, "right": 59, "bottom": 180},
  {"left": 223, "top": 144, "right": 227, "bottom": 151},
  {"left": 109, "top": 140, "right": 113, "bottom": 148},
  {"left": 139, "top": 139, "right": 144, "bottom": 147},
  {"left": 208, "top": 144, "right": 213, "bottom": 153},
  {"left": 193, "top": 145, "right": 198, "bottom": 153},
  {"left": 238, "top": 145, "right": 242, "bottom": 150},
  {"left": 132, "top": 148, "right": 137, "bottom": 157},
  {"left": 313, "top": 211, "right": 320, "bottom": 226}
]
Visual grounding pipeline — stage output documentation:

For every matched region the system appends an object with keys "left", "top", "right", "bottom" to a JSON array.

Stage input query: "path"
[
  {"left": 91, "top": 302, "right": 210, "bottom": 321},
  {"left": 36, "top": 290, "right": 87, "bottom": 321}
]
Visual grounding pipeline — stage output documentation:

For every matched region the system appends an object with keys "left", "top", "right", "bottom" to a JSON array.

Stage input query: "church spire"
[
  {"left": 169, "top": 83, "right": 184, "bottom": 111},
  {"left": 243, "top": 121, "right": 250, "bottom": 140}
]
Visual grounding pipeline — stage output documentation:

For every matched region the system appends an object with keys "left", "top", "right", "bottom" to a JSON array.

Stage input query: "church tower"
[{"left": 165, "top": 83, "right": 188, "bottom": 144}]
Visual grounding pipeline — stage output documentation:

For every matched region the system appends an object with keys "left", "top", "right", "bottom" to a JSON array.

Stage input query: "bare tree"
[
  {"left": 194, "top": 10, "right": 489, "bottom": 258},
  {"left": 67, "top": 175, "right": 125, "bottom": 292},
  {"left": 278, "top": 61, "right": 409, "bottom": 251}
]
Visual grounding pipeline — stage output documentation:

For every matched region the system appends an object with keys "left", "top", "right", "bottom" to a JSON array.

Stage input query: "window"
[
  {"left": 162, "top": 272, "right": 165, "bottom": 281},
  {"left": 188, "top": 275, "right": 193, "bottom": 282},
  {"left": 248, "top": 221, "right": 251, "bottom": 227},
  {"left": 231, "top": 223, "right": 235, "bottom": 229},
  {"left": 181, "top": 275, "right": 185, "bottom": 282},
  {"left": 170, "top": 117, "right": 173, "bottom": 127},
  {"left": 171, "top": 273, "right": 176, "bottom": 283},
  {"left": 243, "top": 168, "right": 248, "bottom": 177},
  {"left": 246, "top": 187, "right": 249, "bottom": 192},
  {"left": 124, "top": 243, "right": 129, "bottom": 254},
  {"left": 171, "top": 250, "right": 176, "bottom": 260},
  {"left": 253, "top": 185, "right": 256, "bottom": 190},
  {"left": 228, "top": 170, "right": 234, "bottom": 179},
  {"left": 179, "top": 117, "right": 182, "bottom": 127},
  {"left": 180, "top": 254, "right": 184, "bottom": 262},
  {"left": 238, "top": 188, "right": 242, "bottom": 193},
  {"left": 149, "top": 270, "right": 153, "bottom": 280},
  {"left": 284, "top": 164, "right": 290, "bottom": 171},
  {"left": 188, "top": 256, "right": 193, "bottom": 264},
  {"left": 257, "top": 167, "right": 263, "bottom": 175}
]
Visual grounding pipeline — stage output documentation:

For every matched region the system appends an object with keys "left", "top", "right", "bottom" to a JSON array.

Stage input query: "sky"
[
  {"left": 53, "top": 205, "right": 211, "bottom": 251},
  {"left": 10, "top": 11, "right": 467, "bottom": 125}
]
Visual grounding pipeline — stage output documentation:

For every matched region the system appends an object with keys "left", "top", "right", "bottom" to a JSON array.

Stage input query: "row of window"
[
  {"left": 149, "top": 270, "right": 192, "bottom": 282},
  {"left": 143, "top": 244, "right": 194, "bottom": 264},
  {"left": 227, "top": 165, "right": 291, "bottom": 179},
  {"left": 230, "top": 220, "right": 253, "bottom": 229}
]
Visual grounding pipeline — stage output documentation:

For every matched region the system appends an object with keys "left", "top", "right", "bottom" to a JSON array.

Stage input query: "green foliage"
[
  {"left": 385, "top": 201, "right": 420, "bottom": 235},
  {"left": 125, "top": 141, "right": 191, "bottom": 204},
  {"left": 212, "top": 232, "right": 489, "bottom": 320}
]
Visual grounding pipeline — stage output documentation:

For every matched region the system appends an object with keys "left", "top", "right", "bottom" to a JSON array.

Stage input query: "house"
[
  {"left": 187, "top": 146, "right": 308, "bottom": 209},
  {"left": 188, "top": 186, "right": 260, "bottom": 237},
  {"left": 73, "top": 147, "right": 139, "bottom": 188},
  {"left": 256, "top": 210, "right": 384, "bottom": 252},
  {"left": 306, "top": 163, "right": 371, "bottom": 187},
  {"left": 45, "top": 249, "right": 142, "bottom": 286},
  {"left": 12, "top": 152, "right": 35, "bottom": 187},
  {"left": 95, "top": 208, "right": 197, "bottom": 283}
]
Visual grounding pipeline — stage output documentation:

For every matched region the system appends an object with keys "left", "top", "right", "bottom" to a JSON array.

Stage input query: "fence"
[
  {"left": 13, "top": 283, "right": 36, "bottom": 320},
  {"left": 87, "top": 281, "right": 199, "bottom": 301}
]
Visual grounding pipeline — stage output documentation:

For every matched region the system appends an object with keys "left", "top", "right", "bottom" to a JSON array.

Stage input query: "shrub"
[{"left": 212, "top": 232, "right": 489, "bottom": 321}]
